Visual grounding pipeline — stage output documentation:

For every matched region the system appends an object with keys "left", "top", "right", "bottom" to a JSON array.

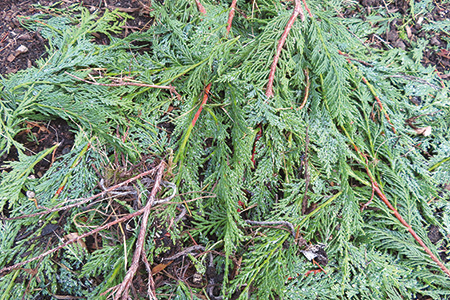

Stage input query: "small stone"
[
  {"left": 394, "top": 40, "right": 406, "bottom": 50},
  {"left": 430, "top": 36, "right": 440, "bottom": 46},
  {"left": 18, "top": 33, "right": 32, "bottom": 40},
  {"left": 192, "top": 272, "right": 202, "bottom": 284},
  {"left": 417, "top": 15, "right": 424, "bottom": 25},
  {"left": 15, "top": 45, "right": 29, "bottom": 55}
]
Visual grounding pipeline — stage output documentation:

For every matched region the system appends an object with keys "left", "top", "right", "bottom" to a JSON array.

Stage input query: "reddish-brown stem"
[
  {"left": 195, "top": 0, "right": 207, "bottom": 15},
  {"left": 367, "top": 171, "right": 450, "bottom": 278},
  {"left": 344, "top": 126, "right": 450, "bottom": 277},
  {"left": 265, "top": 0, "right": 305, "bottom": 98},
  {"left": 360, "top": 76, "right": 397, "bottom": 134},
  {"left": 226, "top": 0, "right": 238, "bottom": 34},
  {"left": 337, "top": 50, "right": 373, "bottom": 67},
  {"left": 302, "top": 0, "right": 313, "bottom": 18},
  {"left": 191, "top": 83, "right": 212, "bottom": 127},
  {"left": 339, "top": 55, "right": 397, "bottom": 134},
  {"left": 360, "top": 181, "right": 375, "bottom": 211},
  {"left": 250, "top": 125, "right": 262, "bottom": 167}
]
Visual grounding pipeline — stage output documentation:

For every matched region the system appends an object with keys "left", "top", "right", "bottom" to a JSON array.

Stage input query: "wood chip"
[{"left": 7, "top": 53, "right": 16, "bottom": 62}]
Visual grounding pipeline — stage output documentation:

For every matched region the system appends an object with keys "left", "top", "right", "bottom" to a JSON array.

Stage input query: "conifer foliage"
[{"left": 1, "top": 1, "right": 450, "bottom": 299}]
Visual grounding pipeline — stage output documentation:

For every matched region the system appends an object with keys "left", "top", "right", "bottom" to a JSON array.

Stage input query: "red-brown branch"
[
  {"left": 191, "top": 83, "right": 212, "bottom": 127},
  {"left": 297, "top": 68, "right": 310, "bottom": 110},
  {"left": 226, "top": 0, "right": 238, "bottom": 34},
  {"left": 302, "top": 0, "right": 313, "bottom": 18},
  {"left": 195, "top": 0, "right": 207, "bottom": 15},
  {"left": 265, "top": 0, "right": 305, "bottom": 98},
  {"left": 337, "top": 52, "right": 396, "bottom": 134},
  {"left": 367, "top": 171, "right": 450, "bottom": 278},
  {"left": 360, "top": 76, "right": 397, "bottom": 134}
]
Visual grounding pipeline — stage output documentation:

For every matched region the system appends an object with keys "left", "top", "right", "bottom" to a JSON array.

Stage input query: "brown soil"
[
  {"left": 356, "top": 0, "right": 450, "bottom": 77},
  {"left": 0, "top": 0, "right": 152, "bottom": 74}
]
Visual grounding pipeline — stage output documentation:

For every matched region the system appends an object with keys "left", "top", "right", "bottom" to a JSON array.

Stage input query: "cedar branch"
[{"left": 367, "top": 170, "right": 450, "bottom": 278}]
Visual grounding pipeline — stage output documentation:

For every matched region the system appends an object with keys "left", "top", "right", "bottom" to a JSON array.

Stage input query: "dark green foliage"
[{"left": 0, "top": 1, "right": 449, "bottom": 299}]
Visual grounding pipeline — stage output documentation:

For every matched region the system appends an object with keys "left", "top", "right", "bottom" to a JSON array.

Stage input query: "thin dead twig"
[
  {"left": 0, "top": 204, "right": 145, "bottom": 275},
  {"left": 162, "top": 245, "right": 206, "bottom": 262},
  {"left": 245, "top": 220, "right": 296, "bottom": 238},
  {"left": 389, "top": 74, "right": 441, "bottom": 90},
  {"left": 142, "top": 248, "right": 157, "bottom": 300},
  {"left": 112, "top": 162, "right": 165, "bottom": 300},
  {"left": 64, "top": 71, "right": 181, "bottom": 99},
  {"left": 1, "top": 168, "right": 158, "bottom": 221},
  {"left": 297, "top": 69, "right": 310, "bottom": 110}
]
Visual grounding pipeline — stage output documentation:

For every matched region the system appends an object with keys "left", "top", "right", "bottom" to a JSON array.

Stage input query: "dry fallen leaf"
[
  {"left": 151, "top": 261, "right": 172, "bottom": 274},
  {"left": 414, "top": 126, "right": 432, "bottom": 136},
  {"left": 64, "top": 232, "right": 87, "bottom": 250}
]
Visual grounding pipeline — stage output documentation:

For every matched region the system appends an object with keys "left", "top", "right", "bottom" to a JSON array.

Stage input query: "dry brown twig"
[
  {"left": 245, "top": 220, "right": 296, "bottom": 238},
  {"left": 0, "top": 168, "right": 159, "bottom": 221},
  {"left": 0, "top": 162, "right": 175, "bottom": 300},
  {"left": 64, "top": 71, "right": 182, "bottom": 100},
  {"left": 0, "top": 203, "right": 146, "bottom": 275},
  {"left": 110, "top": 162, "right": 165, "bottom": 300},
  {"left": 297, "top": 68, "right": 310, "bottom": 110}
]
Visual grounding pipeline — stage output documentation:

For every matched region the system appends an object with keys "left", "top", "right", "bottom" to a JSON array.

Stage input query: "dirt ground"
[
  {"left": 0, "top": 0, "right": 153, "bottom": 74},
  {"left": 356, "top": 0, "right": 450, "bottom": 77}
]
